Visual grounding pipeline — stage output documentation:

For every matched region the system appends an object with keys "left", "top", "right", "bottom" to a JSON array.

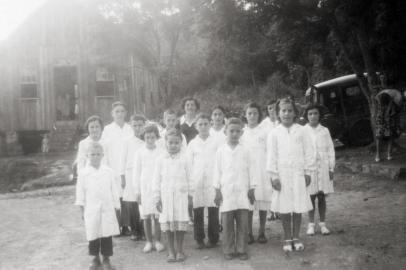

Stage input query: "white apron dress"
[
  {"left": 133, "top": 145, "right": 164, "bottom": 218},
  {"left": 241, "top": 125, "right": 272, "bottom": 211},
  {"left": 75, "top": 136, "right": 109, "bottom": 174},
  {"left": 101, "top": 122, "right": 133, "bottom": 197},
  {"left": 153, "top": 152, "right": 192, "bottom": 231},
  {"left": 259, "top": 117, "right": 279, "bottom": 132},
  {"left": 266, "top": 124, "right": 315, "bottom": 214},
  {"left": 213, "top": 143, "right": 258, "bottom": 213},
  {"left": 304, "top": 124, "right": 335, "bottom": 195},
  {"left": 187, "top": 135, "right": 221, "bottom": 208},
  {"left": 122, "top": 136, "right": 145, "bottom": 202},
  {"left": 75, "top": 165, "right": 120, "bottom": 241}
]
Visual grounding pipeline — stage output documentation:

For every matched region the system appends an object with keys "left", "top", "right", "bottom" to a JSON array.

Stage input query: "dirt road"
[{"left": 0, "top": 172, "right": 405, "bottom": 270}]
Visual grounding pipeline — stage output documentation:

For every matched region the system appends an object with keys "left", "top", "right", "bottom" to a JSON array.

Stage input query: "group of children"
[{"left": 75, "top": 97, "right": 336, "bottom": 269}]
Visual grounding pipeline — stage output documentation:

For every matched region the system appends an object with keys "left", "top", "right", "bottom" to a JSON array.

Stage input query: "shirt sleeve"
[
  {"left": 212, "top": 148, "right": 222, "bottom": 189},
  {"left": 247, "top": 149, "right": 258, "bottom": 189},
  {"left": 75, "top": 140, "right": 86, "bottom": 174},
  {"left": 266, "top": 130, "right": 279, "bottom": 179},
  {"left": 74, "top": 172, "right": 85, "bottom": 206},
  {"left": 120, "top": 140, "right": 129, "bottom": 176},
  {"left": 326, "top": 129, "right": 336, "bottom": 172},
  {"left": 132, "top": 151, "right": 142, "bottom": 196},
  {"left": 303, "top": 128, "right": 316, "bottom": 175},
  {"left": 110, "top": 170, "right": 121, "bottom": 209},
  {"left": 185, "top": 144, "right": 194, "bottom": 197},
  {"left": 152, "top": 158, "right": 163, "bottom": 204}
]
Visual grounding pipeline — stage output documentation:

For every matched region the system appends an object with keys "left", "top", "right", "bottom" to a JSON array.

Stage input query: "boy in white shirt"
[
  {"left": 121, "top": 114, "right": 146, "bottom": 240},
  {"left": 213, "top": 117, "right": 257, "bottom": 260},
  {"left": 187, "top": 113, "right": 221, "bottom": 249},
  {"left": 101, "top": 101, "right": 133, "bottom": 236},
  {"left": 75, "top": 142, "right": 120, "bottom": 270},
  {"left": 157, "top": 109, "right": 187, "bottom": 150}
]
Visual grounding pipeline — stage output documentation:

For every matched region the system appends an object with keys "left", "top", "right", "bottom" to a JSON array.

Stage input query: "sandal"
[
  {"left": 283, "top": 240, "right": 293, "bottom": 252},
  {"left": 166, "top": 254, "right": 176, "bottom": 263},
  {"left": 292, "top": 238, "right": 304, "bottom": 251}
]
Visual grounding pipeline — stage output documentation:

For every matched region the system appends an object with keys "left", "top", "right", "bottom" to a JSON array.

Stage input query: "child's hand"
[
  {"left": 135, "top": 193, "right": 141, "bottom": 204},
  {"left": 156, "top": 200, "right": 162, "bottom": 213},
  {"left": 271, "top": 179, "right": 281, "bottom": 191},
  {"left": 329, "top": 171, "right": 334, "bottom": 181},
  {"left": 188, "top": 195, "right": 193, "bottom": 207},
  {"left": 247, "top": 189, "right": 255, "bottom": 205},
  {"left": 214, "top": 189, "right": 223, "bottom": 207},
  {"left": 121, "top": 175, "right": 126, "bottom": 189},
  {"left": 305, "top": 175, "right": 311, "bottom": 187}
]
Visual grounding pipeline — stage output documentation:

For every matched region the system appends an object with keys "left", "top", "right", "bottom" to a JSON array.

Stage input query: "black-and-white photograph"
[{"left": 0, "top": 0, "right": 405, "bottom": 269}]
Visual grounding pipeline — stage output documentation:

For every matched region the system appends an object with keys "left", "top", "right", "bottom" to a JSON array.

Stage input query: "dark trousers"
[
  {"left": 193, "top": 207, "right": 219, "bottom": 244},
  {"left": 221, "top": 209, "right": 248, "bottom": 255},
  {"left": 88, "top": 237, "right": 113, "bottom": 257},
  {"left": 122, "top": 201, "right": 144, "bottom": 236}
]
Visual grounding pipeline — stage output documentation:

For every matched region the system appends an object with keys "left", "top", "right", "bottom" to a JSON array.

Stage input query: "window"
[
  {"left": 96, "top": 67, "right": 114, "bottom": 97},
  {"left": 344, "top": 85, "right": 361, "bottom": 97},
  {"left": 20, "top": 67, "right": 38, "bottom": 98}
]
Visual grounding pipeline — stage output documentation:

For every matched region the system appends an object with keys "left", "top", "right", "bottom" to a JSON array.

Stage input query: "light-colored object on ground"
[
  {"left": 319, "top": 222, "right": 330, "bottom": 235},
  {"left": 154, "top": 241, "right": 165, "bottom": 252},
  {"left": 306, "top": 223, "right": 315, "bottom": 235},
  {"left": 283, "top": 240, "right": 293, "bottom": 252},
  {"left": 143, "top": 242, "right": 153, "bottom": 253},
  {"left": 293, "top": 239, "right": 304, "bottom": 251}
]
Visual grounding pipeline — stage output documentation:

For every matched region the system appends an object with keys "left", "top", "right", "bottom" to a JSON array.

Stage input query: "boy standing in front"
[
  {"left": 213, "top": 117, "right": 257, "bottom": 260},
  {"left": 75, "top": 142, "right": 120, "bottom": 270}
]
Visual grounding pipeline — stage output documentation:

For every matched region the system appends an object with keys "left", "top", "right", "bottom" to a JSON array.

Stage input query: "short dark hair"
[
  {"left": 130, "top": 114, "right": 147, "bottom": 123},
  {"left": 181, "top": 97, "right": 200, "bottom": 111},
  {"left": 275, "top": 97, "right": 299, "bottom": 121},
  {"left": 303, "top": 104, "right": 324, "bottom": 122},
  {"left": 265, "top": 100, "right": 277, "bottom": 117},
  {"left": 225, "top": 117, "right": 243, "bottom": 129},
  {"left": 84, "top": 115, "right": 104, "bottom": 132},
  {"left": 243, "top": 102, "right": 263, "bottom": 123},
  {"left": 165, "top": 128, "right": 183, "bottom": 141},
  {"left": 143, "top": 124, "right": 160, "bottom": 138},
  {"left": 111, "top": 101, "right": 127, "bottom": 110},
  {"left": 196, "top": 112, "right": 211, "bottom": 122},
  {"left": 212, "top": 105, "right": 226, "bottom": 116}
]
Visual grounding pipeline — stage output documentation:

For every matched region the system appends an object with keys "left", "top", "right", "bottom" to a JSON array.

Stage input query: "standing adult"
[{"left": 180, "top": 97, "right": 200, "bottom": 144}]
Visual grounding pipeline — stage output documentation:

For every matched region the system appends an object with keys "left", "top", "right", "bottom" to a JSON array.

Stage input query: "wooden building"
[{"left": 0, "top": 0, "right": 162, "bottom": 147}]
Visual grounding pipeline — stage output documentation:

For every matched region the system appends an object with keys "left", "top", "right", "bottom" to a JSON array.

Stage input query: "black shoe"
[
  {"left": 120, "top": 226, "right": 131, "bottom": 236},
  {"left": 257, "top": 233, "right": 268, "bottom": 244},
  {"left": 89, "top": 256, "right": 101, "bottom": 270},
  {"left": 102, "top": 257, "right": 115, "bottom": 270},
  {"left": 238, "top": 253, "right": 249, "bottom": 260},
  {"left": 224, "top": 253, "right": 234, "bottom": 260},
  {"left": 205, "top": 241, "right": 218, "bottom": 249},
  {"left": 196, "top": 241, "right": 206, "bottom": 249},
  {"left": 248, "top": 234, "right": 255, "bottom": 245}
]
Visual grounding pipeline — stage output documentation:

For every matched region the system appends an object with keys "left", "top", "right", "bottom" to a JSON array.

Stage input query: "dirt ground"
[{"left": 0, "top": 171, "right": 405, "bottom": 270}]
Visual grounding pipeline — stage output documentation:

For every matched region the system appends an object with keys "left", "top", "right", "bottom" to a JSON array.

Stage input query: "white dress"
[
  {"left": 209, "top": 126, "right": 226, "bottom": 145},
  {"left": 266, "top": 124, "right": 315, "bottom": 214},
  {"left": 75, "top": 165, "right": 120, "bottom": 241},
  {"left": 153, "top": 152, "right": 192, "bottom": 231},
  {"left": 75, "top": 136, "right": 109, "bottom": 174},
  {"left": 213, "top": 143, "right": 258, "bottom": 213},
  {"left": 241, "top": 125, "right": 272, "bottom": 211},
  {"left": 187, "top": 135, "right": 221, "bottom": 208},
  {"left": 133, "top": 145, "right": 164, "bottom": 218},
  {"left": 304, "top": 124, "right": 335, "bottom": 195},
  {"left": 101, "top": 122, "right": 133, "bottom": 197},
  {"left": 122, "top": 136, "right": 145, "bottom": 202}
]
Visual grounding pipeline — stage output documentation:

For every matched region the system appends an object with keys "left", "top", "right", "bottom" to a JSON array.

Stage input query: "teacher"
[{"left": 180, "top": 97, "right": 200, "bottom": 144}]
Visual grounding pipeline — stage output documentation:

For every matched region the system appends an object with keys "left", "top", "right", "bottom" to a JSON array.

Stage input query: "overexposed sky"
[{"left": 0, "top": 0, "right": 47, "bottom": 41}]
